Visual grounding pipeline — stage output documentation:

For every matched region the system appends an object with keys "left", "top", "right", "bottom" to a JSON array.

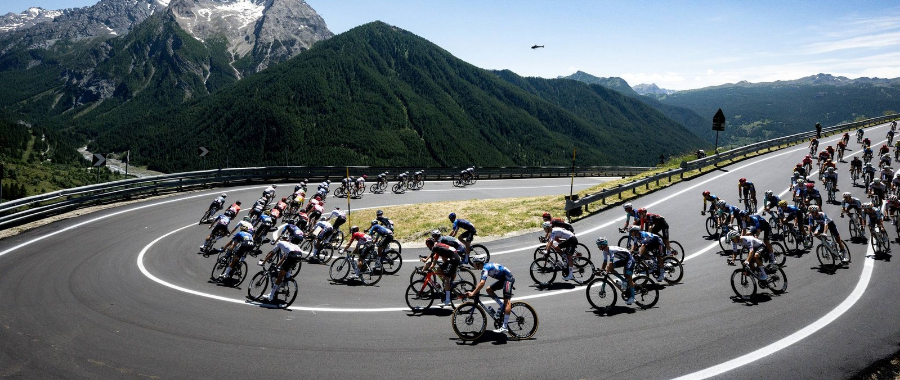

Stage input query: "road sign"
[
  {"left": 198, "top": 147, "right": 209, "bottom": 157},
  {"left": 712, "top": 109, "right": 726, "bottom": 131},
  {"left": 92, "top": 153, "right": 106, "bottom": 167}
]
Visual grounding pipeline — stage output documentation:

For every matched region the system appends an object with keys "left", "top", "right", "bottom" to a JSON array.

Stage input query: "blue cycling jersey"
[
  {"left": 481, "top": 262, "right": 513, "bottom": 281},
  {"left": 438, "top": 236, "right": 466, "bottom": 252},
  {"left": 452, "top": 219, "right": 476, "bottom": 232},
  {"left": 779, "top": 206, "right": 802, "bottom": 217},
  {"left": 367, "top": 224, "right": 392, "bottom": 237},
  {"left": 232, "top": 231, "right": 254, "bottom": 243}
]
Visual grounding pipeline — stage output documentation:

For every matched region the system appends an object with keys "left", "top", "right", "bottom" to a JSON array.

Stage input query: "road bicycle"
[
  {"left": 199, "top": 229, "right": 227, "bottom": 255},
  {"left": 246, "top": 261, "right": 299, "bottom": 308},
  {"left": 730, "top": 261, "right": 788, "bottom": 301},
  {"left": 632, "top": 251, "right": 684, "bottom": 284},
  {"left": 199, "top": 202, "right": 223, "bottom": 224},
  {"left": 209, "top": 246, "right": 249, "bottom": 287},
  {"left": 825, "top": 180, "right": 837, "bottom": 203},
  {"left": 369, "top": 179, "right": 388, "bottom": 194},
  {"left": 451, "top": 293, "right": 538, "bottom": 341},
  {"left": 735, "top": 241, "right": 787, "bottom": 267},
  {"left": 391, "top": 179, "right": 408, "bottom": 194},
  {"left": 739, "top": 197, "right": 758, "bottom": 214},
  {"left": 534, "top": 236, "right": 591, "bottom": 261},
  {"left": 329, "top": 245, "right": 384, "bottom": 286},
  {"left": 405, "top": 262, "right": 475, "bottom": 312},
  {"left": 869, "top": 225, "right": 890, "bottom": 255},
  {"left": 529, "top": 245, "right": 595, "bottom": 287},
  {"left": 616, "top": 233, "right": 684, "bottom": 263},
  {"left": 453, "top": 173, "right": 478, "bottom": 187},
  {"left": 585, "top": 270, "right": 659, "bottom": 312},
  {"left": 814, "top": 234, "right": 851, "bottom": 272}
]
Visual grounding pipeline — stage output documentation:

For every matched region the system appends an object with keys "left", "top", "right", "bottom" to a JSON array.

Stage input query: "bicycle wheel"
[
  {"left": 718, "top": 233, "right": 731, "bottom": 254},
  {"left": 405, "top": 280, "right": 437, "bottom": 312},
  {"left": 881, "top": 231, "right": 890, "bottom": 252},
  {"left": 632, "top": 275, "right": 659, "bottom": 309},
  {"left": 388, "top": 240, "right": 402, "bottom": 255},
  {"left": 209, "top": 255, "right": 227, "bottom": 281},
  {"left": 369, "top": 184, "right": 380, "bottom": 194},
  {"left": 785, "top": 229, "right": 802, "bottom": 253},
  {"left": 247, "top": 271, "right": 269, "bottom": 301},
  {"left": 298, "top": 240, "right": 314, "bottom": 260},
  {"left": 507, "top": 302, "right": 538, "bottom": 340},
  {"left": 668, "top": 240, "right": 685, "bottom": 262},
  {"left": 705, "top": 216, "right": 718, "bottom": 236},
  {"left": 570, "top": 257, "right": 596, "bottom": 285},
  {"left": 730, "top": 268, "right": 757, "bottom": 300},
  {"left": 392, "top": 183, "right": 403, "bottom": 193},
  {"left": 288, "top": 256, "right": 303, "bottom": 278},
  {"left": 585, "top": 278, "right": 617, "bottom": 312},
  {"left": 450, "top": 281, "right": 476, "bottom": 309},
  {"left": 332, "top": 231, "right": 345, "bottom": 247},
  {"left": 276, "top": 278, "right": 299, "bottom": 308},
  {"left": 200, "top": 207, "right": 214, "bottom": 224},
  {"left": 529, "top": 258, "right": 557, "bottom": 287},
  {"left": 533, "top": 246, "right": 546, "bottom": 261},
  {"left": 453, "top": 179, "right": 464, "bottom": 187},
  {"left": 230, "top": 261, "right": 249, "bottom": 287},
  {"left": 770, "top": 242, "right": 787, "bottom": 267},
  {"left": 765, "top": 266, "right": 788, "bottom": 294},
  {"left": 575, "top": 243, "right": 592, "bottom": 261},
  {"left": 456, "top": 267, "right": 477, "bottom": 286},
  {"left": 329, "top": 257, "right": 351, "bottom": 281},
  {"left": 409, "top": 266, "right": 425, "bottom": 284},
  {"left": 359, "top": 259, "right": 383, "bottom": 286},
  {"left": 470, "top": 244, "right": 490, "bottom": 262},
  {"left": 451, "top": 302, "right": 486, "bottom": 341},
  {"left": 314, "top": 246, "right": 334, "bottom": 264},
  {"left": 617, "top": 235, "right": 633, "bottom": 249},
  {"left": 380, "top": 249, "right": 403, "bottom": 275},
  {"left": 661, "top": 257, "right": 683, "bottom": 284}
]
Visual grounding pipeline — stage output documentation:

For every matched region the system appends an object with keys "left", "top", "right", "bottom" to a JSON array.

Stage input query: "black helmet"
[
  {"left": 350, "top": 226, "right": 359, "bottom": 233},
  {"left": 376, "top": 210, "right": 384, "bottom": 216}
]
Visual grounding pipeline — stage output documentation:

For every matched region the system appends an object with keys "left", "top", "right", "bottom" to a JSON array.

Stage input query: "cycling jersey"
[
  {"left": 430, "top": 242, "right": 460, "bottom": 262},
  {"left": 731, "top": 235, "right": 765, "bottom": 252},
  {"left": 273, "top": 240, "right": 303, "bottom": 271},
  {"left": 703, "top": 194, "right": 719, "bottom": 211},
  {"left": 367, "top": 224, "right": 393, "bottom": 238},
  {"left": 481, "top": 262, "right": 513, "bottom": 281},
  {"left": 763, "top": 195, "right": 781, "bottom": 209},
  {"left": 438, "top": 236, "right": 466, "bottom": 253},
  {"left": 234, "top": 220, "right": 255, "bottom": 235},
  {"left": 348, "top": 232, "right": 372, "bottom": 250},
  {"left": 257, "top": 214, "right": 274, "bottom": 228},
  {"left": 452, "top": 218, "right": 477, "bottom": 241},
  {"left": 226, "top": 203, "right": 241, "bottom": 216},
  {"left": 231, "top": 231, "right": 254, "bottom": 246},
  {"left": 280, "top": 223, "right": 304, "bottom": 240},
  {"left": 779, "top": 205, "right": 804, "bottom": 221},
  {"left": 842, "top": 197, "right": 862, "bottom": 212},
  {"left": 212, "top": 196, "right": 226, "bottom": 207},
  {"left": 633, "top": 231, "right": 663, "bottom": 252},
  {"left": 274, "top": 201, "right": 288, "bottom": 212},
  {"left": 851, "top": 159, "right": 863, "bottom": 169},
  {"left": 262, "top": 186, "right": 276, "bottom": 198},
  {"left": 376, "top": 215, "right": 394, "bottom": 230},
  {"left": 549, "top": 218, "right": 574, "bottom": 232}
]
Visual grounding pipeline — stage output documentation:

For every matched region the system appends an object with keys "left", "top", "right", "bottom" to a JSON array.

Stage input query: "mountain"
[
  {"left": 0, "top": 7, "right": 66, "bottom": 33},
  {"left": 633, "top": 83, "right": 677, "bottom": 96},
  {"left": 651, "top": 74, "right": 900, "bottom": 145},
  {"left": 561, "top": 70, "right": 713, "bottom": 143},
  {"left": 82, "top": 22, "right": 706, "bottom": 172}
]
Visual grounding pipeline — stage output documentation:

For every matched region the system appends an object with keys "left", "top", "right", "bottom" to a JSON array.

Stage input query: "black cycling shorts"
[
  {"left": 490, "top": 276, "right": 515, "bottom": 299},
  {"left": 558, "top": 236, "right": 578, "bottom": 255},
  {"left": 650, "top": 219, "right": 669, "bottom": 240},
  {"left": 459, "top": 230, "right": 476, "bottom": 242}
]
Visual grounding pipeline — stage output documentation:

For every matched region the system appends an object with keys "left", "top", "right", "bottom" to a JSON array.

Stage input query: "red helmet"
[
  {"left": 739, "top": 178, "right": 747, "bottom": 183},
  {"left": 542, "top": 212, "right": 551, "bottom": 219},
  {"left": 805, "top": 183, "right": 814, "bottom": 189},
  {"left": 281, "top": 197, "right": 287, "bottom": 202},
  {"left": 805, "top": 155, "right": 811, "bottom": 159},
  {"left": 796, "top": 163, "right": 802, "bottom": 167},
  {"left": 702, "top": 191, "right": 710, "bottom": 197},
  {"left": 884, "top": 144, "right": 889, "bottom": 148},
  {"left": 363, "top": 175, "right": 368, "bottom": 179},
  {"left": 637, "top": 208, "right": 647, "bottom": 214}
]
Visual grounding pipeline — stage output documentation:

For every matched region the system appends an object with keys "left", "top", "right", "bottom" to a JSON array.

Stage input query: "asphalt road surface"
[{"left": 1, "top": 125, "right": 898, "bottom": 379}]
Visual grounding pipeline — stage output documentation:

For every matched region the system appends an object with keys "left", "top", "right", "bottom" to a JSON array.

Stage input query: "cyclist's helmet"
[
  {"left": 827, "top": 167, "right": 835, "bottom": 173},
  {"left": 243, "top": 216, "right": 251, "bottom": 222},
  {"left": 737, "top": 210, "right": 748, "bottom": 218},
  {"left": 350, "top": 226, "right": 359, "bottom": 233},
  {"left": 542, "top": 212, "right": 551, "bottom": 219},
  {"left": 629, "top": 225, "right": 641, "bottom": 233},
  {"left": 431, "top": 229, "right": 441, "bottom": 239},
  {"left": 727, "top": 231, "right": 740, "bottom": 241},
  {"left": 448, "top": 212, "right": 456, "bottom": 221},
  {"left": 281, "top": 197, "right": 287, "bottom": 202},
  {"left": 843, "top": 192, "right": 852, "bottom": 197},
  {"left": 425, "top": 238, "right": 435, "bottom": 249},
  {"left": 596, "top": 238, "right": 608, "bottom": 247},
  {"left": 221, "top": 193, "right": 227, "bottom": 198},
  {"left": 891, "top": 195, "right": 899, "bottom": 202},
  {"left": 637, "top": 208, "right": 647, "bottom": 215},
  {"left": 764, "top": 190, "right": 773, "bottom": 197},
  {"left": 326, "top": 180, "right": 331, "bottom": 184},
  {"left": 623, "top": 203, "right": 633, "bottom": 210},
  {"left": 272, "top": 184, "right": 277, "bottom": 188},
  {"left": 863, "top": 202, "right": 873, "bottom": 209},
  {"left": 716, "top": 200, "right": 726, "bottom": 207},
  {"left": 739, "top": 178, "right": 747, "bottom": 183},
  {"left": 542, "top": 221, "right": 552, "bottom": 230},
  {"left": 875, "top": 178, "right": 882, "bottom": 183},
  {"left": 702, "top": 191, "right": 710, "bottom": 197},
  {"left": 866, "top": 163, "right": 873, "bottom": 168},
  {"left": 371, "top": 220, "right": 379, "bottom": 226},
  {"left": 806, "top": 155, "right": 811, "bottom": 159},
  {"left": 240, "top": 223, "right": 250, "bottom": 232},
  {"left": 778, "top": 200, "right": 788, "bottom": 207},
  {"left": 376, "top": 210, "right": 384, "bottom": 216},
  {"left": 363, "top": 175, "right": 367, "bottom": 179},
  {"left": 470, "top": 253, "right": 487, "bottom": 264},
  {"left": 235, "top": 201, "right": 241, "bottom": 206},
  {"left": 808, "top": 205, "right": 820, "bottom": 213},
  {"left": 805, "top": 183, "right": 815, "bottom": 189}
]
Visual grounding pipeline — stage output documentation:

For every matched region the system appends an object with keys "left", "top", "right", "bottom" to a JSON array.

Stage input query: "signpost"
[
  {"left": 92, "top": 153, "right": 106, "bottom": 184},
  {"left": 199, "top": 146, "right": 209, "bottom": 169},
  {"left": 712, "top": 109, "right": 726, "bottom": 158}
]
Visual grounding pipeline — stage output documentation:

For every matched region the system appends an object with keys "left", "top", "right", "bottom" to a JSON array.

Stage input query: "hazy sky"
[{"left": 4, "top": 0, "right": 900, "bottom": 90}]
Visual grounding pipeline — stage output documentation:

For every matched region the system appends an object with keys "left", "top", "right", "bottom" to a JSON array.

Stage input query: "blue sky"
[{"left": 4, "top": 0, "right": 900, "bottom": 90}]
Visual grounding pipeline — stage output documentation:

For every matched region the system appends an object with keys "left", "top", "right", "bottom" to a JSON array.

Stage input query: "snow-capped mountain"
[
  {"left": 0, "top": 7, "right": 66, "bottom": 33},
  {"left": 632, "top": 83, "right": 677, "bottom": 96}
]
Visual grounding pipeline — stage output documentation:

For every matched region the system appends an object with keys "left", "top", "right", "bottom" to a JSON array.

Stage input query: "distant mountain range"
[{"left": 632, "top": 83, "right": 677, "bottom": 96}]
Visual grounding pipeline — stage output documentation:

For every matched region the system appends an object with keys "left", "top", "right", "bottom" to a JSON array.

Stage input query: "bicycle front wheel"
[
  {"left": 705, "top": 217, "right": 718, "bottom": 236},
  {"left": 632, "top": 276, "right": 659, "bottom": 309},
  {"left": 381, "top": 249, "right": 403, "bottom": 275},
  {"left": 529, "top": 258, "right": 556, "bottom": 287},
  {"left": 570, "top": 257, "right": 596, "bottom": 285},
  {"left": 771, "top": 242, "right": 787, "bottom": 267},
  {"left": 661, "top": 256, "right": 683, "bottom": 284},
  {"left": 329, "top": 257, "right": 350, "bottom": 281},
  {"left": 532, "top": 246, "right": 546, "bottom": 261},
  {"left": 451, "top": 302, "right": 486, "bottom": 341},
  {"left": 359, "top": 260, "right": 383, "bottom": 286},
  {"left": 507, "top": 302, "right": 538, "bottom": 340},
  {"left": 585, "top": 278, "right": 617, "bottom": 312},
  {"left": 668, "top": 240, "right": 685, "bottom": 262},
  {"left": 314, "top": 246, "right": 334, "bottom": 264},
  {"left": 450, "top": 281, "right": 476, "bottom": 309},
  {"left": 766, "top": 266, "right": 788, "bottom": 294},
  {"left": 816, "top": 245, "right": 837, "bottom": 272},
  {"left": 405, "top": 280, "right": 437, "bottom": 312},
  {"left": 575, "top": 243, "right": 591, "bottom": 261},
  {"left": 388, "top": 240, "right": 402, "bottom": 255},
  {"left": 298, "top": 240, "right": 314, "bottom": 260},
  {"left": 247, "top": 271, "right": 269, "bottom": 301},
  {"left": 470, "top": 244, "right": 490, "bottom": 263},
  {"left": 276, "top": 278, "right": 299, "bottom": 308},
  {"left": 730, "top": 268, "right": 756, "bottom": 300}
]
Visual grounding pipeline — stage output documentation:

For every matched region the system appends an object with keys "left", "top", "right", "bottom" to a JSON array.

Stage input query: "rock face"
[{"left": 632, "top": 83, "right": 677, "bottom": 96}]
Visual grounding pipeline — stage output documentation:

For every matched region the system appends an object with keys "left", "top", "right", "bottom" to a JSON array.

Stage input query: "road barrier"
[
  {"left": 564, "top": 114, "right": 900, "bottom": 217},
  {"left": 0, "top": 165, "right": 649, "bottom": 230}
]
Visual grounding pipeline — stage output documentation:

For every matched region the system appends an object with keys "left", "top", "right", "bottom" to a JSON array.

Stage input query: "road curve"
[{"left": 2, "top": 128, "right": 899, "bottom": 379}]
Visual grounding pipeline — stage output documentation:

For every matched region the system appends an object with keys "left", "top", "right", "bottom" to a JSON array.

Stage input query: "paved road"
[{"left": 1, "top": 127, "right": 898, "bottom": 379}]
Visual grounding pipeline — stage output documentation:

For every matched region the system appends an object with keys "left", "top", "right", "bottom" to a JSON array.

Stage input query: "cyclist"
[
  {"left": 822, "top": 167, "right": 839, "bottom": 193},
  {"left": 701, "top": 191, "right": 720, "bottom": 215},
  {"left": 203, "top": 213, "right": 232, "bottom": 250},
  {"left": 863, "top": 146, "right": 874, "bottom": 163},
  {"left": 738, "top": 178, "right": 757, "bottom": 211},
  {"left": 888, "top": 129, "right": 896, "bottom": 145},
  {"left": 368, "top": 220, "right": 395, "bottom": 260},
  {"left": 802, "top": 155, "right": 813, "bottom": 173},
  {"left": 316, "top": 180, "right": 330, "bottom": 199},
  {"left": 628, "top": 226, "right": 667, "bottom": 282},
  {"left": 306, "top": 196, "right": 325, "bottom": 226},
  {"left": 229, "top": 215, "right": 255, "bottom": 236},
  {"left": 448, "top": 213, "right": 477, "bottom": 259},
  {"left": 817, "top": 149, "right": 831, "bottom": 169},
  {"left": 217, "top": 223, "right": 256, "bottom": 281},
  {"left": 247, "top": 199, "right": 265, "bottom": 224},
  {"left": 726, "top": 231, "right": 768, "bottom": 280},
  {"left": 376, "top": 172, "right": 389, "bottom": 187},
  {"left": 276, "top": 221, "right": 305, "bottom": 243},
  {"left": 880, "top": 144, "right": 891, "bottom": 157},
  {"left": 863, "top": 162, "right": 878, "bottom": 185},
  {"left": 842, "top": 132, "right": 850, "bottom": 145},
  {"left": 340, "top": 176, "right": 353, "bottom": 194},
  {"left": 869, "top": 178, "right": 887, "bottom": 206},
  {"left": 253, "top": 213, "right": 275, "bottom": 244},
  {"left": 822, "top": 159, "right": 837, "bottom": 174},
  {"left": 289, "top": 190, "right": 306, "bottom": 214},
  {"left": 808, "top": 137, "right": 819, "bottom": 155},
  {"left": 808, "top": 205, "right": 850, "bottom": 263},
  {"left": 861, "top": 202, "right": 886, "bottom": 240},
  {"left": 778, "top": 200, "right": 807, "bottom": 236},
  {"left": 621, "top": 203, "right": 640, "bottom": 231},
  {"left": 542, "top": 212, "right": 574, "bottom": 233},
  {"left": 882, "top": 195, "right": 900, "bottom": 224},
  {"left": 322, "top": 207, "right": 347, "bottom": 232},
  {"left": 840, "top": 192, "right": 863, "bottom": 225},
  {"left": 856, "top": 128, "right": 864, "bottom": 143},
  {"left": 717, "top": 201, "right": 742, "bottom": 231},
  {"left": 804, "top": 182, "right": 823, "bottom": 207},
  {"left": 258, "top": 235, "right": 303, "bottom": 302},
  {"left": 261, "top": 184, "right": 277, "bottom": 203},
  {"left": 597, "top": 237, "right": 635, "bottom": 305},
  {"left": 836, "top": 140, "right": 847, "bottom": 161},
  {"left": 294, "top": 181, "right": 307, "bottom": 194},
  {"left": 375, "top": 209, "right": 395, "bottom": 231},
  {"left": 396, "top": 172, "right": 409, "bottom": 186},
  {"left": 465, "top": 253, "right": 514, "bottom": 334},
  {"left": 761, "top": 190, "right": 781, "bottom": 215},
  {"left": 881, "top": 166, "right": 895, "bottom": 186},
  {"left": 342, "top": 226, "right": 374, "bottom": 280},
  {"left": 542, "top": 221, "right": 578, "bottom": 281},
  {"left": 434, "top": 231, "right": 468, "bottom": 258},
  {"left": 742, "top": 212, "right": 773, "bottom": 254},
  {"left": 893, "top": 173, "right": 900, "bottom": 195},
  {"left": 637, "top": 208, "right": 672, "bottom": 256},
  {"left": 309, "top": 219, "right": 335, "bottom": 259},
  {"left": 224, "top": 201, "right": 242, "bottom": 218},
  {"left": 272, "top": 196, "right": 289, "bottom": 215},
  {"left": 208, "top": 193, "right": 227, "bottom": 214},
  {"left": 880, "top": 154, "right": 893, "bottom": 169},
  {"left": 825, "top": 145, "right": 836, "bottom": 159},
  {"left": 850, "top": 156, "right": 863, "bottom": 183},
  {"left": 863, "top": 137, "right": 872, "bottom": 148},
  {"left": 292, "top": 211, "right": 310, "bottom": 231},
  {"left": 412, "top": 170, "right": 424, "bottom": 183},
  {"left": 422, "top": 237, "right": 460, "bottom": 307},
  {"left": 355, "top": 175, "right": 367, "bottom": 192}
]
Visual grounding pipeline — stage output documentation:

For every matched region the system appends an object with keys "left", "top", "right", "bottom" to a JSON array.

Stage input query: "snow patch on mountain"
[{"left": 0, "top": 7, "right": 63, "bottom": 33}]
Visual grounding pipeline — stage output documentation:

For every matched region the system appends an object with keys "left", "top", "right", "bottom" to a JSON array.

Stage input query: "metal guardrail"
[
  {"left": 564, "top": 114, "right": 900, "bottom": 216},
  {"left": 0, "top": 165, "right": 650, "bottom": 230}
]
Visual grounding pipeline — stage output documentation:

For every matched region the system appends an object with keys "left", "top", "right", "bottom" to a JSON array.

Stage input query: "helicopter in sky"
[{"left": 531, "top": 45, "right": 544, "bottom": 49}]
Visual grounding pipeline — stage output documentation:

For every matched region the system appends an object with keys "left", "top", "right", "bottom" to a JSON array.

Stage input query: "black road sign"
[
  {"left": 198, "top": 147, "right": 209, "bottom": 157},
  {"left": 92, "top": 153, "right": 106, "bottom": 167},
  {"left": 712, "top": 109, "right": 726, "bottom": 131}
]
